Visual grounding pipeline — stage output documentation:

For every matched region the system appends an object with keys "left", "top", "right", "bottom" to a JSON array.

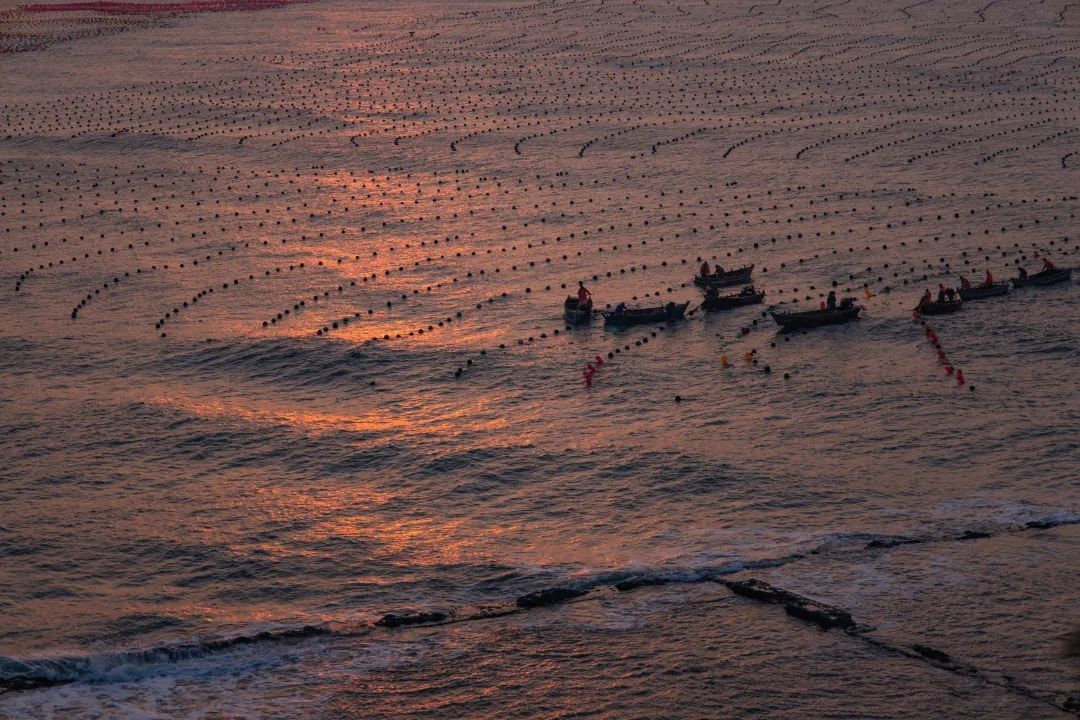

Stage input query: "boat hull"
[
  {"left": 916, "top": 299, "right": 964, "bottom": 315},
  {"left": 602, "top": 302, "right": 689, "bottom": 327},
  {"left": 693, "top": 265, "right": 754, "bottom": 288},
  {"left": 564, "top": 298, "right": 593, "bottom": 325},
  {"left": 1013, "top": 267, "right": 1072, "bottom": 287},
  {"left": 771, "top": 305, "right": 861, "bottom": 331},
  {"left": 701, "top": 291, "right": 765, "bottom": 311},
  {"left": 958, "top": 283, "right": 1008, "bottom": 300}
]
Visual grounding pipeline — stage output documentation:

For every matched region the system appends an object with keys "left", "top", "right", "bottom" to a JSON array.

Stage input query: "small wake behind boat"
[
  {"left": 771, "top": 304, "right": 861, "bottom": 331},
  {"left": 602, "top": 301, "right": 689, "bottom": 327},
  {"left": 701, "top": 286, "right": 765, "bottom": 311},
  {"left": 693, "top": 265, "right": 754, "bottom": 288},
  {"left": 564, "top": 296, "right": 593, "bottom": 324},
  {"left": 916, "top": 299, "right": 963, "bottom": 315},
  {"left": 1013, "top": 267, "right": 1072, "bottom": 287},
  {"left": 958, "top": 283, "right": 1009, "bottom": 301}
]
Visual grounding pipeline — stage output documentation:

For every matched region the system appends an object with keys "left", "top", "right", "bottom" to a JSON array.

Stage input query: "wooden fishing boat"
[
  {"left": 563, "top": 297, "right": 593, "bottom": 324},
  {"left": 770, "top": 304, "right": 861, "bottom": 331},
  {"left": 602, "top": 301, "right": 689, "bottom": 327},
  {"left": 957, "top": 283, "right": 1008, "bottom": 301},
  {"left": 692, "top": 264, "right": 754, "bottom": 288},
  {"left": 1012, "top": 267, "right": 1072, "bottom": 287},
  {"left": 916, "top": 299, "right": 963, "bottom": 315},
  {"left": 701, "top": 287, "right": 765, "bottom": 311}
]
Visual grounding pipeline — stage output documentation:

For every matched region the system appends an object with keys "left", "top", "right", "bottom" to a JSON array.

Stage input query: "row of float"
[{"left": 562, "top": 262, "right": 1073, "bottom": 330}]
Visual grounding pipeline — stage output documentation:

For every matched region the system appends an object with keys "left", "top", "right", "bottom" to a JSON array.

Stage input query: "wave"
[
  {"left": 157, "top": 336, "right": 453, "bottom": 391},
  {"left": 0, "top": 552, "right": 809, "bottom": 695},
  {"left": 373, "top": 513, "right": 1080, "bottom": 627},
  {"left": 0, "top": 624, "right": 331, "bottom": 694},
  {"left": 4, "top": 512, "right": 1076, "bottom": 695}
]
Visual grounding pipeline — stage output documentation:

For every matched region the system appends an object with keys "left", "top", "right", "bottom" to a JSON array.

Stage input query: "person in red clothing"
[
  {"left": 960, "top": 276, "right": 972, "bottom": 290},
  {"left": 700, "top": 260, "right": 711, "bottom": 278},
  {"left": 576, "top": 281, "right": 592, "bottom": 306},
  {"left": 1043, "top": 257, "right": 1055, "bottom": 271},
  {"left": 982, "top": 269, "right": 993, "bottom": 287}
]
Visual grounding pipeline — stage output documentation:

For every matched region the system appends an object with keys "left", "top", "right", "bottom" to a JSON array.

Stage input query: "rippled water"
[{"left": 1, "top": 0, "right": 1078, "bottom": 716}]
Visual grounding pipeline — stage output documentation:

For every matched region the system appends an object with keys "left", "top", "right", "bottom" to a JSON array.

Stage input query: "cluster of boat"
[
  {"left": 564, "top": 264, "right": 759, "bottom": 328},
  {"left": 694, "top": 264, "right": 857, "bottom": 331},
  {"left": 564, "top": 295, "right": 688, "bottom": 326},
  {"left": 914, "top": 266, "right": 1072, "bottom": 315},
  {"left": 566, "top": 262, "right": 860, "bottom": 331},
  {"left": 562, "top": 262, "right": 1072, "bottom": 331}
]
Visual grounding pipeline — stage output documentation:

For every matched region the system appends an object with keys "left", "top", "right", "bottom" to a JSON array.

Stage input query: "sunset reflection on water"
[{"left": 1, "top": 0, "right": 1078, "bottom": 716}]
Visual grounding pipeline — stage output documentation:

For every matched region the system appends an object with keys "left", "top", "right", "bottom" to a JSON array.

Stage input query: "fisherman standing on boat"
[
  {"left": 577, "top": 281, "right": 592, "bottom": 306},
  {"left": 982, "top": 269, "right": 994, "bottom": 287},
  {"left": 1043, "top": 257, "right": 1055, "bottom": 271},
  {"left": 700, "top": 260, "right": 710, "bottom": 279},
  {"left": 921, "top": 288, "right": 933, "bottom": 307},
  {"left": 1018, "top": 267, "right": 1028, "bottom": 279},
  {"left": 826, "top": 290, "right": 837, "bottom": 309},
  {"left": 614, "top": 301, "right": 626, "bottom": 316},
  {"left": 945, "top": 287, "right": 957, "bottom": 302},
  {"left": 937, "top": 284, "right": 947, "bottom": 303},
  {"left": 960, "top": 276, "right": 972, "bottom": 290}
]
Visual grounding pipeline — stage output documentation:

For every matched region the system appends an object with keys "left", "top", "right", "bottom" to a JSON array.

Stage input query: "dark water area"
[{"left": 1, "top": 0, "right": 1078, "bottom": 716}]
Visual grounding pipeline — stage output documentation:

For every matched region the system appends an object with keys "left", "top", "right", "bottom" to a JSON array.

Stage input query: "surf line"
[
  {"left": 3, "top": 517, "right": 1075, "bottom": 697},
  {"left": 715, "top": 577, "right": 1078, "bottom": 716},
  {"left": 370, "top": 518, "right": 1080, "bottom": 714},
  {"left": 370, "top": 516, "right": 1080, "bottom": 717},
  {"left": 374, "top": 515, "right": 1080, "bottom": 631}
]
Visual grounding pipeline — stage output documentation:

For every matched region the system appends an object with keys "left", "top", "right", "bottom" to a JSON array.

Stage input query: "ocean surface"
[{"left": 1, "top": 0, "right": 1078, "bottom": 716}]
